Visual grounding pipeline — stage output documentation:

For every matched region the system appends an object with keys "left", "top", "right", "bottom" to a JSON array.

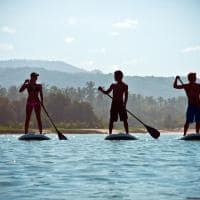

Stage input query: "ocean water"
[{"left": 0, "top": 133, "right": 200, "bottom": 200}]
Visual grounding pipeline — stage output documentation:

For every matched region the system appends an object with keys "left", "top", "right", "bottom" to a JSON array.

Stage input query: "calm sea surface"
[{"left": 0, "top": 133, "right": 200, "bottom": 200}]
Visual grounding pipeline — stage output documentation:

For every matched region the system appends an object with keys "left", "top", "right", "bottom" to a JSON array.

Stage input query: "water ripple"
[{"left": 0, "top": 133, "right": 200, "bottom": 200}]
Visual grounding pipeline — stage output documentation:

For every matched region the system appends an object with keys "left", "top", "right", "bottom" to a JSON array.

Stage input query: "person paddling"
[
  {"left": 99, "top": 70, "right": 129, "bottom": 134},
  {"left": 19, "top": 72, "right": 43, "bottom": 134},
  {"left": 173, "top": 73, "right": 200, "bottom": 135}
]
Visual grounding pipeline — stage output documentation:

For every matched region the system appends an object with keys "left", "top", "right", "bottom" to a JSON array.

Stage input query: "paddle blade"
[
  {"left": 145, "top": 125, "right": 160, "bottom": 139},
  {"left": 57, "top": 131, "right": 67, "bottom": 140}
]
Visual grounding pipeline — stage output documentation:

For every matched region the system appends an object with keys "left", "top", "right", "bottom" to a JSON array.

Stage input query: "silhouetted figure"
[
  {"left": 99, "top": 70, "right": 129, "bottom": 134},
  {"left": 19, "top": 72, "right": 43, "bottom": 134},
  {"left": 173, "top": 73, "right": 200, "bottom": 135}
]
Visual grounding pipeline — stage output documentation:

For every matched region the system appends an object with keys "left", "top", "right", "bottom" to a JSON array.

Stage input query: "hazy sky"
[{"left": 0, "top": 0, "right": 200, "bottom": 76}]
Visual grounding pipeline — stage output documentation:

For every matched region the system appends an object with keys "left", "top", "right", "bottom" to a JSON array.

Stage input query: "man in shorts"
[
  {"left": 173, "top": 73, "right": 200, "bottom": 135},
  {"left": 99, "top": 70, "right": 129, "bottom": 134}
]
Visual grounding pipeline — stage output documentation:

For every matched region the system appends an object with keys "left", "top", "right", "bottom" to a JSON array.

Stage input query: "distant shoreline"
[
  {"left": 0, "top": 128, "right": 195, "bottom": 134},
  {"left": 0, "top": 128, "right": 144, "bottom": 134}
]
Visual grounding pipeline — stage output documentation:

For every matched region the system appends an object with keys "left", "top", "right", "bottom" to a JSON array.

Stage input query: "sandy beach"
[{"left": 0, "top": 128, "right": 197, "bottom": 135}]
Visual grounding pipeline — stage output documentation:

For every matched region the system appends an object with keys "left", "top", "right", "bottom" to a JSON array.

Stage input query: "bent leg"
[
  {"left": 184, "top": 122, "right": 189, "bottom": 136},
  {"left": 25, "top": 105, "right": 33, "bottom": 134},
  {"left": 34, "top": 105, "right": 42, "bottom": 134}
]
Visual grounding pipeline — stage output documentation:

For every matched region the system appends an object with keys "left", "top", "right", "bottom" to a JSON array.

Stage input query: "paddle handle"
[{"left": 178, "top": 77, "right": 184, "bottom": 85}]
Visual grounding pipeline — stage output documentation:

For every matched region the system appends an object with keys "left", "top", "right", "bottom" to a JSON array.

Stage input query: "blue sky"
[{"left": 0, "top": 0, "right": 200, "bottom": 76}]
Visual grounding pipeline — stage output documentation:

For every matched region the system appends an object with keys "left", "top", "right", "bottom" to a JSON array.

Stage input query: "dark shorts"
[
  {"left": 110, "top": 102, "right": 128, "bottom": 122},
  {"left": 186, "top": 105, "right": 200, "bottom": 123}
]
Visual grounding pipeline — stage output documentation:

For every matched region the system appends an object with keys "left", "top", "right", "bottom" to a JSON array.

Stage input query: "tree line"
[{"left": 0, "top": 82, "right": 188, "bottom": 130}]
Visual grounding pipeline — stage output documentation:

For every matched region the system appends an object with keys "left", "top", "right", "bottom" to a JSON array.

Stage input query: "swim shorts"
[
  {"left": 186, "top": 104, "right": 200, "bottom": 123},
  {"left": 110, "top": 101, "right": 128, "bottom": 122}
]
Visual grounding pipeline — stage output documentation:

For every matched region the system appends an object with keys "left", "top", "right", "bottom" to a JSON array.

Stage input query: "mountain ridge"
[
  {"left": 0, "top": 59, "right": 87, "bottom": 73},
  {"left": 0, "top": 66, "right": 185, "bottom": 98}
]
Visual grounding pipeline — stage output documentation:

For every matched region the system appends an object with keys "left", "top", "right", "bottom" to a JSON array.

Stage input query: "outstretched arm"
[
  {"left": 98, "top": 84, "right": 113, "bottom": 94},
  {"left": 19, "top": 80, "right": 29, "bottom": 92},
  {"left": 173, "top": 76, "right": 184, "bottom": 89}
]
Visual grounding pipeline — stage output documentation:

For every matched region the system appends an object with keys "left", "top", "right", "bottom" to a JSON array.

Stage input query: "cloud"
[
  {"left": 67, "top": 17, "right": 77, "bottom": 25},
  {"left": 181, "top": 45, "right": 200, "bottom": 53},
  {"left": 89, "top": 48, "right": 106, "bottom": 55},
  {"left": 80, "top": 60, "right": 95, "bottom": 68},
  {"left": 64, "top": 36, "right": 75, "bottom": 44},
  {"left": 0, "top": 43, "right": 14, "bottom": 52},
  {"left": 112, "top": 19, "right": 138, "bottom": 29},
  {"left": 110, "top": 32, "right": 120, "bottom": 36},
  {"left": 122, "top": 58, "right": 143, "bottom": 65},
  {"left": 80, "top": 60, "right": 108, "bottom": 72},
  {"left": 1, "top": 26, "right": 16, "bottom": 34}
]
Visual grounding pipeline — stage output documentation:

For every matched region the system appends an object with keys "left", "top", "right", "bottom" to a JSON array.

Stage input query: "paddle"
[
  {"left": 41, "top": 103, "right": 67, "bottom": 140},
  {"left": 178, "top": 77, "right": 184, "bottom": 85},
  {"left": 98, "top": 88, "right": 160, "bottom": 139}
]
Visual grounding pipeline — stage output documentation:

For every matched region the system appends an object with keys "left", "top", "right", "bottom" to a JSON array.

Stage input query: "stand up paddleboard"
[
  {"left": 180, "top": 133, "right": 200, "bottom": 141},
  {"left": 105, "top": 133, "right": 138, "bottom": 140},
  {"left": 18, "top": 133, "right": 50, "bottom": 141}
]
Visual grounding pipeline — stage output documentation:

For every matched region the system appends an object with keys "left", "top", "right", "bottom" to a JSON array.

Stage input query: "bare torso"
[
  {"left": 112, "top": 82, "right": 128, "bottom": 102},
  {"left": 184, "top": 83, "right": 200, "bottom": 106},
  {"left": 27, "top": 84, "right": 42, "bottom": 104}
]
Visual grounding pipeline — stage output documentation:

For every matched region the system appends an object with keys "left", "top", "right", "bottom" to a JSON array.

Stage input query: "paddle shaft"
[
  {"left": 99, "top": 90, "right": 160, "bottom": 139},
  {"left": 41, "top": 103, "right": 60, "bottom": 132},
  {"left": 35, "top": 94, "right": 60, "bottom": 133},
  {"left": 29, "top": 83, "right": 66, "bottom": 140},
  {"left": 104, "top": 93, "right": 146, "bottom": 126},
  {"left": 41, "top": 102, "right": 67, "bottom": 140}
]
